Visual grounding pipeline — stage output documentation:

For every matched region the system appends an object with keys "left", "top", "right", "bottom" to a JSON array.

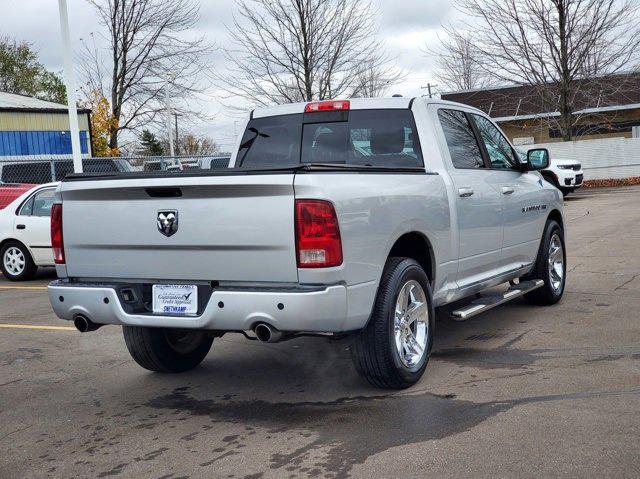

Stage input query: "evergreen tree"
[{"left": 139, "top": 130, "right": 165, "bottom": 156}]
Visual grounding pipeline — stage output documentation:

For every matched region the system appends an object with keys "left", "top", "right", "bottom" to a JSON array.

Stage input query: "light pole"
[
  {"left": 57, "top": 0, "right": 83, "bottom": 173},
  {"left": 164, "top": 76, "right": 176, "bottom": 157},
  {"left": 174, "top": 112, "right": 180, "bottom": 156}
]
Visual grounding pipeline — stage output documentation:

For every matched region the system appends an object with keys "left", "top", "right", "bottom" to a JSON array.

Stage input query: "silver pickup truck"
[{"left": 48, "top": 97, "right": 565, "bottom": 389}]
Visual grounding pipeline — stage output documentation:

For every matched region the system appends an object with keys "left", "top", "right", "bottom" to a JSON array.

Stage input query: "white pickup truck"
[{"left": 48, "top": 97, "right": 565, "bottom": 389}]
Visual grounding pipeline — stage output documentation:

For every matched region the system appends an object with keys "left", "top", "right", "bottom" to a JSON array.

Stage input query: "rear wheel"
[
  {"left": 349, "top": 257, "right": 434, "bottom": 389},
  {"left": 1, "top": 241, "right": 37, "bottom": 281},
  {"left": 523, "top": 220, "right": 566, "bottom": 305},
  {"left": 123, "top": 326, "right": 213, "bottom": 373}
]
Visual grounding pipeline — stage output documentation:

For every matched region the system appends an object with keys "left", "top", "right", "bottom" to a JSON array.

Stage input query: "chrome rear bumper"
[{"left": 48, "top": 280, "right": 353, "bottom": 332}]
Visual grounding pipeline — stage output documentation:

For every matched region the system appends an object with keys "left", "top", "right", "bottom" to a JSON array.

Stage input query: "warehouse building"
[
  {"left": 0, "top": 91, "right": 91, "bottom": 158},
  {"left": 441, "top": 73, "right": 640, "bottom": 145}
]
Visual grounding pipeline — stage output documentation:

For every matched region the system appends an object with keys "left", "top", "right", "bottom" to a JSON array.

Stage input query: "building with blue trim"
[{"left": 0, "top": 92, "right": 92, "bottom": 158}]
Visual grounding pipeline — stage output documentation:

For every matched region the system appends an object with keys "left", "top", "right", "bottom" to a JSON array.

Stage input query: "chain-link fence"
[{"left": 0, "top": 155, "right": 231, "bottom": 209}]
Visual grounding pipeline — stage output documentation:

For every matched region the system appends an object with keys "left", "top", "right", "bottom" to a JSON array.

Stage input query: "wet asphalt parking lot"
[{"left": 1, "top": 185, "right": 640, "bottom": 479}]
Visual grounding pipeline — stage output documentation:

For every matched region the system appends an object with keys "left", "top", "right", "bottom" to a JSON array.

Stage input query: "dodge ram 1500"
[{"left": 48, "top": 97, "right": 565, "bottom": 389}]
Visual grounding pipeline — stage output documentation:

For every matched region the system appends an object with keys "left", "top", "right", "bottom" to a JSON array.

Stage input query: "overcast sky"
[{"left": 2, "top": 0, "right": 458, "bottom": 151}]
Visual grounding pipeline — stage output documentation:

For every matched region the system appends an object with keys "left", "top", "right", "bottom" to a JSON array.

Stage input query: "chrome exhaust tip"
[
  {"left": 73, "top": 314, "right": 102, "bottom": 333},
  {"left": 253, "top": 323, "right": 283, "bottom": 343}
]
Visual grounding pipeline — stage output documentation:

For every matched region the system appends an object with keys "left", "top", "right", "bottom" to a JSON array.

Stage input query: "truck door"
[
  {"left": 470, "top": 114, "right": 544, "bottom": 271},
  {"left": 436, "top": 108, "right": 504, "bottom": 289}
]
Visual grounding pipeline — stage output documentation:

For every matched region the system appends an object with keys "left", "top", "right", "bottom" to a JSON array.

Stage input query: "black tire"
[
  {"left": 540, "top": 172, "right": 556, "bottom": 188},
  {"left": 123, "top": 326, "right": 213, "bottom": 373},
  {"left": 349, "top": 257, "right": 435, "bottom": 389},
  {"left": 0, "top": 240, "right": 37, "bottom": 281},
  {"left": 522, "top": 220, "right": 566, "bottom": 305},
  {"left": 544, "top": 174, "right": 569, "bottom": 197}
]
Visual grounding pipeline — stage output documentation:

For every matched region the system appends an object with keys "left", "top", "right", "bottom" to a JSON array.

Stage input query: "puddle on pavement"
[{"left": 146, "top": 384, "right": 634, "bottom": 478}]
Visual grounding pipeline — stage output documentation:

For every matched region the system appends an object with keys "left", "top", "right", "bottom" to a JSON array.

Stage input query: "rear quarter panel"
[{"left": 294, "top": 172, "right": 451, "bottom": 288}]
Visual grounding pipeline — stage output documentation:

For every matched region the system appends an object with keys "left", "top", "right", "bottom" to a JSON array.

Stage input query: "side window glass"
[
  {"left": 472, "top": 115, "right": 518, "bottom": 170},
  {"left": 19, "top": 197, "right": 34, "bottom": 216},
  {"left": 437, "top": 109, "right": 485, "bottom": 169},
  {"left": 31, "top": 189, "right": 55, "bottom": 217}
]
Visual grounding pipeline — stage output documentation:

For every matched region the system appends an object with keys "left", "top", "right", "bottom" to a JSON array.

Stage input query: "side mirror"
[{"left": 527, "top": 148, "right": 549, "bottom": 171}]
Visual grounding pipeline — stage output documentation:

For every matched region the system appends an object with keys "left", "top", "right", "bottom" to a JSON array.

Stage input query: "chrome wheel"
[
  {"left": 3, "top": 246, "right": 25, "bottom": 276},
  {"left": 548, "top": 233, "right": 564, "bottom": 291},
  {"left": 394, "top": 280, "right": 429, "bottom": 368}
]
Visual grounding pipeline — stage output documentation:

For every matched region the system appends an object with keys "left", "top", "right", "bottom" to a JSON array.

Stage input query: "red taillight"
[
  {"left": 295, "top": 200, "right": 343, "bottom": 268},
  {"left": 304, "top": 100, "right": 350, "bottom": 113},
  {"left": 51, "top": 203, "right": 64, "bottom": 264}
]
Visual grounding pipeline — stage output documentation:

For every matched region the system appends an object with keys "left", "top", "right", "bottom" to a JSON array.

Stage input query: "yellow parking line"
[
  {"left": 0, "top": 286, "right": 48, "bottom": 290},
  {"left": 0, "top": 324, "right": 75, "bottom": 331}
]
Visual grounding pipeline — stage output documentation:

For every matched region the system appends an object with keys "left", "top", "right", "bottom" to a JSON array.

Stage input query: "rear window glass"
[
  {"left": 237, "top": 114, "right": 302, "bottom": 168},
  {"left": 237, "top": 109, "right": 422, "bottom": 168},
  {"left": 303, "top": 110, "right": 422, "bottom": 167}
]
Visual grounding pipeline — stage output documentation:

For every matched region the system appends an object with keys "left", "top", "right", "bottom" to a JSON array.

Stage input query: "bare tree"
[
  {"left": 429, "top": 29, "right": 492, "bottom": 92},
  {"left": 455, "top": 0, "right": 640, "bottom": 140},
  {"left": 174, "top": 133, "right": 221, "bottom": 156},
  {"left": 80, "top": 0, "right": 213, "bottom": 150},
  {"left": 351, "top": 59, "right": 404, "bottom": 98},
  {"left": 219, "top": 0, "right": 399, "bottom": 107}
]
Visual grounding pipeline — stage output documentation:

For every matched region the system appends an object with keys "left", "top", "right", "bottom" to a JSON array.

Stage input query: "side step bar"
[{"left": 450, "top": 280, "right": 544, "bottom": 321}]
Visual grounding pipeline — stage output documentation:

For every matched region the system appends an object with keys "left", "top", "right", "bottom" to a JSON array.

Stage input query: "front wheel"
[
  {"left": 349, "top": 257, "right": 434, "bottom": 389},
  {"left": 522, "top": 220, "right": 566, "bottom": 305},
  {"left": 123, "top": 326, "right": 213, "bottom": 373}
]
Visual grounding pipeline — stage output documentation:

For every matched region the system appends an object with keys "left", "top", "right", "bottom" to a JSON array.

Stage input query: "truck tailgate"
[{"left": 59, "top": 174, "right": 298, "bottom": 282}]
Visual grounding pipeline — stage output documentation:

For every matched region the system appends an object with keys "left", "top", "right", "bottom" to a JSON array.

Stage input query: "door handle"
[
  {"left": 16, "top": 224, "right": 26, "bottom": 230},
  {"left": 501, "top": 186, "right": 515, "bottom": 195},
  {"left": 458, "top": 187, "right": 474, "bottom": 197}
]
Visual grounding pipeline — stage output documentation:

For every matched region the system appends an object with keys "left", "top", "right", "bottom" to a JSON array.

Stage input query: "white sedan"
[{"left": 0, "top": 183, "right": 59, "bottom": 281}]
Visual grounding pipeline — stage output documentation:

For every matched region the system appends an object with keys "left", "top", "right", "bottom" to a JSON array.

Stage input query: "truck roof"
[{"left": 252, "top": 97, "right": 484, "bottom": 118}]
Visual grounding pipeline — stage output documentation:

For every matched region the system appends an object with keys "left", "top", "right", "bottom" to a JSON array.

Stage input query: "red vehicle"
[{"left": 0, "top": 183, "right": 35, "bottom": 209}]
